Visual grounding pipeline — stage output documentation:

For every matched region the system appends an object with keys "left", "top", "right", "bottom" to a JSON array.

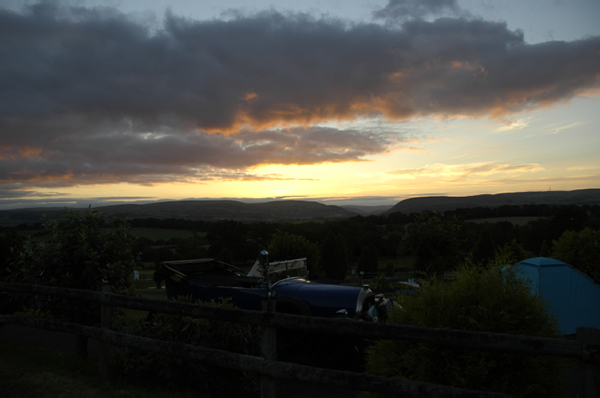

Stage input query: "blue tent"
[{"left": 514, "top": 257, "right": 600, "bottom": 335}]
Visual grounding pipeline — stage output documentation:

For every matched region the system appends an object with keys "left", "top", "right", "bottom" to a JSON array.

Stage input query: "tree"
[
  {"left": 366, "top": 255, "right": 563, "bottom": 396},
  {"left": 551, "top": 227, "right": 600, "bottom": 282},
  {"left": 384, "top": 260, "right": 395, "bottom": 277},
  {"left": 267, "top": 230, "right": 322, "bottom": 279},
  {"left": 1, "top": 230, "right": 24, "bottom": 315},
  {"left": 358, "top": 243, "right": 378, "bottom": 274},
  {"left": 401, "top": 212, "right": 464, "bottom": 276},
  {"left": 9, "top": 208, "right": 137, "bottom": 358},
  {"left": 216, "top": 247, "right": 234, "bottom": 264},
  {"left": 206, "top": 220, "right": 250, "bottom": 262},
  {"left": 176, "top": 232, "right": 208, "bottom": 260},
  {"left": 471, "top": 226, "right": 496, "bottom": 265},
  {"left": 501, "top": 238, "right": 528, "bottom": 264},
  {"left": 519, "top": 217, "right": 552, "bottom": 254},
  {"left": 112, "top": 298, "right": 260, "bottom": 395},
  {"left": 539, "top": 239, "right": 552, "bottom": 257},
  {"left": 321, "top": 231, "right": 348, "bottom": 280},
  {"left": 550, "top": 205, "right": 588, "bottom": 236},
  {"left": 385, "top": 230, "right": 403, "bottom": 259}
]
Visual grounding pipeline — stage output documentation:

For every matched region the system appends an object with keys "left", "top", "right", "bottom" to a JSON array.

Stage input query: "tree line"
[{"left": 2, "top": 203, "right": 599, "bottom": 282}]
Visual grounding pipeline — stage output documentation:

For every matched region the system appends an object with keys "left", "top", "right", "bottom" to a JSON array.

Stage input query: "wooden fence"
[{"left": 1, "top": 282, "right": 599, "bottom": 397}]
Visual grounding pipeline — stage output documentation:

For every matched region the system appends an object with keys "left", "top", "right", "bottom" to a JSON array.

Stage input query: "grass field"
[
  {"left": 0, "top": 341, "right": 203, "bottom": 397},
  {"left": 0, "top": 276, "right": 203, "bottom": 397},
  {"left": 128, "top": 228, "right": 200, "bottom": 241}
]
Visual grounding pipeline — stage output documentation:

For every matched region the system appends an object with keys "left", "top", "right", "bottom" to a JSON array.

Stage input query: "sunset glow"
[{"left": 1, "top": 0, "right": 599, "bottom": 210}]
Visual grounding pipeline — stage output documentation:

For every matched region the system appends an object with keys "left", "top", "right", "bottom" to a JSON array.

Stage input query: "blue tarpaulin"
[{"left": 514, "top": 257, "right": 600, "bottom": 335}]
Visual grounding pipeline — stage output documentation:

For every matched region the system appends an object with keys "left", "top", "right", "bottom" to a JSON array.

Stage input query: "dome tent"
[{"left": 514, "top": 257, "right": 600, "bottom": 335}]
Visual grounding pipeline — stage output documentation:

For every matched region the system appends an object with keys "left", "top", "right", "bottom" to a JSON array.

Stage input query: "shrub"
[
  {"left": 321, "top": 232, "right": 348, "bottom": 280},
  {"left": 401, "top": 212, "right": 464, "bottom": 277},
  {"left": 384, "top": 260, "right": 394, "bottom": 277},
  {"left": 9, "top": 208, "right": 136, "bottom": 324},
  {"left": 112, "top": 298, "right": 260, "bottom": 395},
  {"left": 471, "top": 227, "right": 496, "bottom": 265},
  {"left": 267, "top": 230, "right": 322, "bottom": 279},
  {"left": 551, "top": 227, "right": 600, "bottom": 282},
  {"left": 358, "top": 243, "right": 378, "bottom": 274},
  {"left": 366, "top": 255, "right": 564, "bottom": 396}
]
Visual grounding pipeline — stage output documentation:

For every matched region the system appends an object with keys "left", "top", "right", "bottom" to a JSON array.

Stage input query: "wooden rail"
[
  {"left": 1, "top": 282, "right": 599, "bottom": 397},
  {"left": 1, "top": 315, "right": 511, "bottom": 397}
]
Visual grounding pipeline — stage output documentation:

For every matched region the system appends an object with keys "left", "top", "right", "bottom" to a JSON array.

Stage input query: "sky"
[{"left": 1, "top": 0, "right": 599, "bottom": 210}]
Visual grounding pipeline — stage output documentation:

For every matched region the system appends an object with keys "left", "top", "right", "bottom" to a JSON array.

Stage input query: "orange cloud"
[
  {"left": 2, "top": 172, "right": 74, "bottom": 184},
  {"left": 0, "top": 146, "right": 43, "bottom": 160},
  {"left": 19, "top": 147, "right": 43, "bottom": 158},
  {"left": 242, "top": 92, "right": 259, "bottom": 102}
]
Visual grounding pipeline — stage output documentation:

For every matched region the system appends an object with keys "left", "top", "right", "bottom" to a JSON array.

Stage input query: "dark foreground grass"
[{"left": 0, "top": 341, "right": 201, "bottom": 397}]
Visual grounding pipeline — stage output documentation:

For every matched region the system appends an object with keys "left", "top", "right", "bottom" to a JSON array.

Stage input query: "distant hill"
[
  {"left": 0, "top": 200, "right": 359, "bottom": 225},
  {"left": 99, "top": 200, "right": 359, "bottom": 221},
  {"left": 2, "top": 189, "right": 599, "bottom": 226},
  {"left": 340, "top": 205, "right": 394, "bottom": 216},
  {"left": 384, "top": 189, "right": 600, "bottom": 215}
]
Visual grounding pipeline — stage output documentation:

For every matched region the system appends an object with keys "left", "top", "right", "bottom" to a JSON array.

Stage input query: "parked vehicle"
[
  {"left": 153, "top": 252, "right": 395, "bottom": 322},
  {"left": 154, "top": 252, "right": 397, "bottom": 362}
]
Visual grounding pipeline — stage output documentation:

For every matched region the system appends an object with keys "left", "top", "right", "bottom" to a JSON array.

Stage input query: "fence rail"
[{"left": 1, "top": 282, "right": 599, "bottom": 397}]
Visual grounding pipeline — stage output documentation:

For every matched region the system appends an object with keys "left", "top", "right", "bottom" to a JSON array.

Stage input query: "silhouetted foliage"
[
  {"left": 500, "top": 239, "right": 528, "bottom": 264},
  {"left": 267, "top": 230, "right": 322, "bottom": 279},
  {"left": 401, "top": 212, "right": 464, "bottom": 276},
  {"left": 551, "top": 227, "right": 600, "bottom": 282},
  {"left": 206, "top": 220, "right": 251, "bottom": 263},
  {"left": 551, "top": 205, "right": 588, "bottom": 235},
  {"left": 540, "top": 239, "right": 552, "bottom": 257},
  {"left": 321, "top": 231, "right": 348, "bottom": 280},
  {"left": 11, "top": 202, "right": 597, "bottom": 281},
  {"left": 519, "top": 217, "right": 553, "bottom": 254},
  {"left": 385, "top": 230, "right": 403, "bottom": 259},
  {"left": 216, "top": 247, "right": 234, "bottom": 264},
  {"left": 0, "top": 230, "right": 24, "bottom": 315},
  {"left": 358, "top": 243, "right": 378, "bottom": 274},
  {"left": 367, "top": 255, "right": 564, "bottom": 397},
  {"left": 8, "top": 208, "right": 137, "bottom": 358},
  {"left": 112, "top": 298, "right": 259, "bottom": 395},
  {"left": 471, "top": 227, "right": 496, "bottom": 265},
  {"left": 9, "top": 209, "right": 137, "bottom": 322},
  {"left": 0, "top": 230, "right": 22, "bottom": 270},
  {"left": 171, "top": 232, "right": 206, "bottom": 260}
]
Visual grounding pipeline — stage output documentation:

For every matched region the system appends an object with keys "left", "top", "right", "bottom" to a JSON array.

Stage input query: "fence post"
[
  {"left": 261, "top": 300, "right": 276, "bottom": 398},
  {"left": 98, "top": 284, "right": 111, "bottom": 383},
  {"left": 577, "top": 327, "right": 600, "bottom": 397}
]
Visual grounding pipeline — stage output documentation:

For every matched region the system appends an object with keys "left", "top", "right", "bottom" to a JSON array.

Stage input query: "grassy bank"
[
  {"left": 0, "top": 341, "right": 201, "bottom": 397},
  {"left": 0, "top": 275, "right": 199, "bottom": 397}
]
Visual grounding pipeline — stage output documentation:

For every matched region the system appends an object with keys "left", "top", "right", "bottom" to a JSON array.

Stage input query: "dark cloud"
[
  {"left": 0, "top": 4, "right": 599, "bottom": 190},
  {"left": 0, "top": 125, "right": 401, "bottom": 188},
  {"left": 373, "top": 0, "right": 462, "bottom": 21}
]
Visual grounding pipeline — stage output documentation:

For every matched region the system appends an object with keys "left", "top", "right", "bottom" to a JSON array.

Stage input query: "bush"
[
  {"left": 321, "top": 232, "right": 348, "bottom": 280},
  {"left": 267, "top": 230, "right": 322, "bottom": 279},
  {"left": 401, "top": 212, "right": 464, "bottom": 277},
  {"left": 112, "top": 298, "right": 260, "bottom": 395},
  {"left": 366, "top": 255, "right": 564, "bottom": 396},
  {"left": 551, "top": 227, "right": 600, "bottom": 282},
  {"left": 358, "top": 243, "right": 378, "bottom": 274},
  {"left": 9, "top": 208, "right": 137, "bottom": 324}
]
